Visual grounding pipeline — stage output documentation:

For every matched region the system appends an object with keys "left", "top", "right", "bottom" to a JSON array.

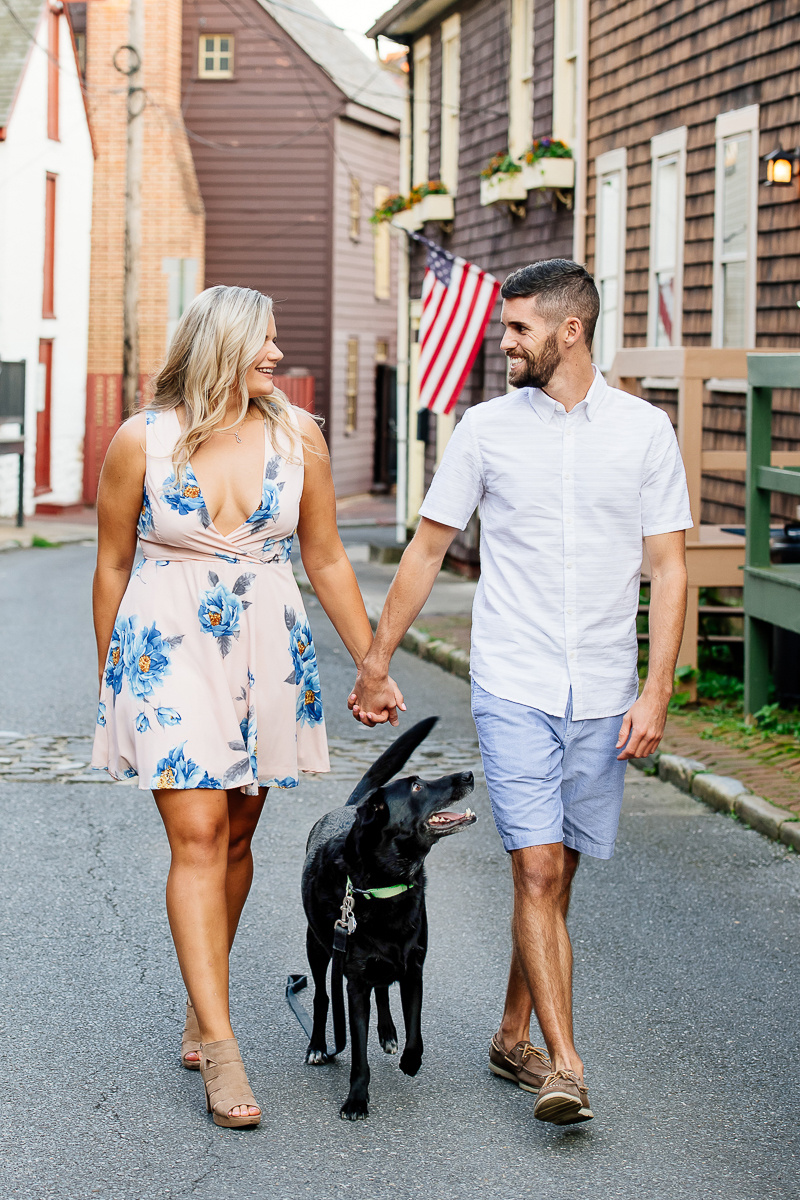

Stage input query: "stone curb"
[
  {"left": 631, "top": 752, "right": 800, "bottom": 849},
  {"left": 0, "top": 531, "right": 96, "bottom": 552}
]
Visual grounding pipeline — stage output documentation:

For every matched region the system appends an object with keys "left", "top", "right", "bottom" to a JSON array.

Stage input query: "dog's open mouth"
[{"left": 426, "top": 807, "right": 477, "bottom": 835}]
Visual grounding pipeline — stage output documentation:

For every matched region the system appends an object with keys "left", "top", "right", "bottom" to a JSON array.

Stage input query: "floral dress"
[{"left": 91, "top": 407, "right": 330, "bottom": 793}]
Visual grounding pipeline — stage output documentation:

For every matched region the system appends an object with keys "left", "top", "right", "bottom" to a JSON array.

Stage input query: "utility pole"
[{"left": 118, "top": 0, "right": 144, "bottom": 419}]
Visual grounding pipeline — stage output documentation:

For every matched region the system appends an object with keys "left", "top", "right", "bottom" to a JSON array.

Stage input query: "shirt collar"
[{"left": 525, "top": 366, "right": 607, "bottom": 424}]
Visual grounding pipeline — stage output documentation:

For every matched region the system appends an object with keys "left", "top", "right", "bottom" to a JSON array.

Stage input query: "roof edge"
[{"left": 367, "top": 0, "right": 456, "bottom": 41}]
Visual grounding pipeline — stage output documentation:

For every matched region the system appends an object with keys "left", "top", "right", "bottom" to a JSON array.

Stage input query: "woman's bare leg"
[
  {"left": 225, "top": 787, "right": 268, "bottom": 949},
  {"left": 153, "top": 786, "right": 260, "bottom": 1118}
]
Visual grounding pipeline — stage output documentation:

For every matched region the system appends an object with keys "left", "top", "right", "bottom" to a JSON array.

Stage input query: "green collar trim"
[{"left": 347, "top": 876, "right": 414, "bottom": 901}]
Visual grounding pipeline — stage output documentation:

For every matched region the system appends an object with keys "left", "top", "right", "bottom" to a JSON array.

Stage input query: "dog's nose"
[{"left": 459, "top": 771, "right": 474, "bottom": 786}]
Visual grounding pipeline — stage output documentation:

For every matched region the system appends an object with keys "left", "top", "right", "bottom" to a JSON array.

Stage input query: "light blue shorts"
[{"left": 471, "top": 681, "right": 628, "bottom": 859}]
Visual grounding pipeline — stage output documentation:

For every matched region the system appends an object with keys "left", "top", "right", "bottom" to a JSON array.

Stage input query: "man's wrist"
[{"left": 360, "top": 651, "right": 390, "bottom": 682}]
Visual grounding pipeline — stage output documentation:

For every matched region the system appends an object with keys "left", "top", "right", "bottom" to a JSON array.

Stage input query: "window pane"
[
  {"left": 219, "top": 57, "right": 228, "bottom": 70},
  {"left": 220, "top": 39, "right": 229, "bottom": 51},
  {"left": 205, "top": 38, "right": 214, "bottom": 51},
  {"left": 597, "top": 174, "right": 620, "bottom": 278},
  {"left": 723, "top": 135, "right": 749, "bottom": 256},
  {"left": 655, "top": 272, "right": 674, "bottom": 346},
  {"left": 205, "top": 57, "right": 214, "bottom": 71},
  {"left": 722, "top": 260, "right": 746, "bottom": 347},
  {"left": 599, "top": 278, "right": 618, "bottom": 369},
  {"left": 654, "top": 158, "right": 677, "bottom": 273}
]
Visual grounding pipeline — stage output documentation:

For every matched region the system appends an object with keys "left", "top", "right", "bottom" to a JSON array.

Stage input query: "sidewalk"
[{"left": 0, "top": 509, "right": 97, "bottom": 550}]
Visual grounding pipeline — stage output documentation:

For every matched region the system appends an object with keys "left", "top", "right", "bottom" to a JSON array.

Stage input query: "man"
[{"left": 349, "top": 258, "right": 691, "bottom": 1126}]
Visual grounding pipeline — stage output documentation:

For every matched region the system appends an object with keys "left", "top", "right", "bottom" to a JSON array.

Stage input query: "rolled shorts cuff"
[
  {"left": 499, "top": 823, "right": 566, "bottom": 854},
  {"left": 563, "top": 831, "right": 617, "bottom": 860}
]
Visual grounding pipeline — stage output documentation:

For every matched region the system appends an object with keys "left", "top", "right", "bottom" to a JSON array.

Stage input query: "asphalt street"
[{"left": 0, "top": 544, "right": 798, "bottom": 1200}]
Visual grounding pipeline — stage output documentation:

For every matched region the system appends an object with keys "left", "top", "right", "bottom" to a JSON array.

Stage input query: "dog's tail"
[{"left": 346, "top": 716, "right": 439, "bottom": 805}]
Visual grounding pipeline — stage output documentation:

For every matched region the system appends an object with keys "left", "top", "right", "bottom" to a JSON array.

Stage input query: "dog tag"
[{"left": 347, "top": 914, "right": 357, "bottom": 935}]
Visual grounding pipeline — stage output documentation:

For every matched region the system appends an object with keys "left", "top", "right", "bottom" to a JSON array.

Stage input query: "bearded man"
[{"left": 348, "top": 258, "right": 692, "bottom": 1126}]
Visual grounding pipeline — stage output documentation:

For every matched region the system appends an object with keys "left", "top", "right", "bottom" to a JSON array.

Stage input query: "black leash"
[{"left": 285, "top": 883, "right": 356, "bottom": 1059}]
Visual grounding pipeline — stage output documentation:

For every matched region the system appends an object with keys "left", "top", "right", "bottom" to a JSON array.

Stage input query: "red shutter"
[
  {"left": 35, "top": 340, "right": 53, "bottom": 495},
  {"left": 43, "top": 173, "right": 56, "bottom": 318},
  {"left": 47, "top": 9, "right": 59, "bottom": 141}
]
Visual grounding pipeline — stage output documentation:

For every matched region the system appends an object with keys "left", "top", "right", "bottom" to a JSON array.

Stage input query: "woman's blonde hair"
[{"left": 147, "top": 285, "right": 299, "bottom": 474}]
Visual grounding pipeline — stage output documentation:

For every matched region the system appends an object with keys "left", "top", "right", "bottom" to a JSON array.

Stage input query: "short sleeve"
[
  {"left": 640, "top": 410, "right": 694, "bottom": 537},
  {"left": 418, "top": 408, "right": 484, "bottom": 531}
]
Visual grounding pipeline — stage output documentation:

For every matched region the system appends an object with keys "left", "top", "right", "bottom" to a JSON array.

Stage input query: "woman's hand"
[{"left": 349, "top": 669, "right": 405, "bottom": 727}]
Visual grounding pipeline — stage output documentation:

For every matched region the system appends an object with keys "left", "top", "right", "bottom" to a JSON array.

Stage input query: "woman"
[{"left": 91, "top": 285, "right": 403, "bottom": 1128}]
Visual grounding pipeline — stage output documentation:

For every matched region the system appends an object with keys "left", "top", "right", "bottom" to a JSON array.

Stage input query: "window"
[
  {"left": 594, "top": 147, "right": 627, "bottom": 371},
  {"left": 162, "top": 257, "right": 198, "bottom": 348},
  {"left": 345, "top": 339, "right": 359, "bottom": 434},
  {"left": 412, "top": 36, "right": 431, "bottom": 185},
  {"left": 349, "top": 177, "right": 361, "bottom": 241},
  {"left": 440, "top": 14, "right": 460, "bottom": 195},
  {"left": 198, "top": 35, "right": 234, "bottom": 79},
  {"left": 375, "top": 340, "right": 389, "bottom": 364},
  {"left": 553, "top": 0, "right": 578, "bottom": 145},
  {"left": 713, "top": 105, "right": 759, "bottom": 348},
  {"left": 47, "top": 9, "right": 59, "bottom": 140},
  {"left": 508, "top": 0, "right": 533, "bottom": 159},
  {"left": 648, "top": 127, "right": 687, "bottom": 347},
  {"left": 373, "top": 186, "right": 391, "bottom": 301},
  {"left": 43, "top": 173, "right": 57, "bottom": 318},
  {"left": 35, "top": 340, "right": 53, "bottom": 495}
]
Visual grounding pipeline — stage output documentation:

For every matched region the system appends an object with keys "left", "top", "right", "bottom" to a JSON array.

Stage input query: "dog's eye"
[{"left": 412, "top": 782, "right": 422, "bottom": 793}]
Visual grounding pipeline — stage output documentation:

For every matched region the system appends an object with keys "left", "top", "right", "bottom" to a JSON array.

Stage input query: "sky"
[{"left": 312, "top": 0, "right": 401, "bottom": 56}]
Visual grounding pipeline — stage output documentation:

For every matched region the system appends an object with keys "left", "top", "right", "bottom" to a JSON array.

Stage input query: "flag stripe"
[
  {"left": 434, "top": 278, "right": 501, "bottom": 415},
  {"left": 424, "top": 273, "right": 489, "bottom": 411},
  {"left": 418, "top": 263, "right": 470, "bottom": 390}
]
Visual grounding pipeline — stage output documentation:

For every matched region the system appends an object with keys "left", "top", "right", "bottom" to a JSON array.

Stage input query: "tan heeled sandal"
[
  {"left": 181, "top": 999, "right": 201, "bottom": 1070},
  {"left": 200, "top": 1038, "right": 261, "bottom": 1129}
]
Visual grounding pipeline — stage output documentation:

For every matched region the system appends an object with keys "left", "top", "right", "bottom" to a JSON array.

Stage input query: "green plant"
[
  {"left": 370, "top": 180, "right": 449, "bottom": 224},
  {"left": 31, "top": 535, "right": 58, "bottom": 548},
  {"left": 480, "top": 152, "right": 523, "bottom": 180},
  {"left": 523, "top": 138, "right": 572, "bottom": 165}
]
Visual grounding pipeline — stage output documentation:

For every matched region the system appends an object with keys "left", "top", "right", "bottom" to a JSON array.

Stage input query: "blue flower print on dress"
[
  {"left": 261, "top": 534, "right": 293, "bottom": 564},
  {"left": 97, "top": 701, "right": 106, "bottom": 727},
  {"left": 238, "top": 706, "right": 258, "bottom": 776},
  {"left": 136, "top": 712, "right": 151, "bottom": 734},
  {"left": 198, "top": 571, "right": 254, "bottom": 657},
  {"left": 152, "top": 742, "right": 204, "bottom": 790},
  {"left": 161, "top": 466, "right": 212, "bottom": 528},
  {"left": 105, "top": 616, "right": 130, "bottom": 695},
  {"left": 284, "top": 607, "right": 317, "bottom": 685},
  {"left": 137, "top": 488, "right": 153, "bottom": 538},
  {"left": 156, "top": 707, "right": 181, "bottom": 727},
  {"left": 246, "top": 455, "right": 285, "bottom": 534},
  {"left": 196, "top": 770, "right": 222, "bottom": 789},
  {"left": 265, "top": 777, "right": 298, "bottom": 789},
  {"left": 146, "top": 410, "right": 157, "bottom": 425},
  {"left": 215, "top": 552, "right": 240, "bottom": 565},
  {"left": 124, "top": 617, "right": 180, "bottom": 700},
  {"left": 297, "top": 660, "right": 324, "bottom": 727}
]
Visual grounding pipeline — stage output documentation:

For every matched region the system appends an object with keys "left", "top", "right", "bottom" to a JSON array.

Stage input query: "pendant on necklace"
[{"left": 234, "top": 431, "right": 241, "bottom": 444}]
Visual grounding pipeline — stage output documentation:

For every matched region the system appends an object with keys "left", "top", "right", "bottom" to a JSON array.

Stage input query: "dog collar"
[{"left": 347, "top": 876, "right": 414, "bottom": 901}]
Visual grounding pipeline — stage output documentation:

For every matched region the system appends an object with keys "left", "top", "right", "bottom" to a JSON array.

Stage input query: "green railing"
[{"left": 744, "top": 354, "right": 800, "bottom": 714}]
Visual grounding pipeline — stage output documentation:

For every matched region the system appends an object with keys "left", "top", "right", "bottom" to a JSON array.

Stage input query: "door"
[
  {"left": 373, "top": 364, "right": 397, "bottom": 491},
  {"left": 35, "top": 340, "right": 53, "bottom": 495}
]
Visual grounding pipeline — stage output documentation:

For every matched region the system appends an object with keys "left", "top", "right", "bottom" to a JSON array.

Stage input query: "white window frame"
[
  {"left": 593, "top": 146, "right": 627, "bottom": 372},
  {"left": 508, "top": 0, "right": 534, "bottom": 160},
  {"left": 648, "top": 126, "right": 687, "bottom": 347},
  {"left": 198, "top": 34, "right": 234, "bottom": 79},
  {"left": 440, "top": 13, "right": 461, "bottom": 195},
  {"left": 712, "top": 104, "right": 759, "bottom": 348},
  {"left": 412, "top": 36, "right": 431, "bottom": 186},
  {"left": 373, "top": 185, "right": 391, "bottom": 301},
  {"left": 552, "top": 0, "right": 578, "bottom": 146}
]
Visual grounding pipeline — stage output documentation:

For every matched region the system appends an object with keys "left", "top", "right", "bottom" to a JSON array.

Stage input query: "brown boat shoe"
[
  {"left": 533, "top": 1068, "right": 593, "bottom": 1125},
  {"left": 489, "top": 1035, "right": 552, "bottom": 1094}
]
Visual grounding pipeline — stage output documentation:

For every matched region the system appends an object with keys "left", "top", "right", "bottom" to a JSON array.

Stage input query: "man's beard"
[{"left": 508, "top": 330, "right": 562, "bottom": 389}]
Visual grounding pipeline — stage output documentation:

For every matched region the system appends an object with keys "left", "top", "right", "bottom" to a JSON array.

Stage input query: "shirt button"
[
  {"left": 565, "top": 517, "right": 572, "bottom": 524},
  {"left": 564, "top": 473, "right": 571, "bottom": 480},
  {"left": 567, "top": 608, "right": 573, "bottom": 614},
  {"left": 566, "top": 562, "right": 573, "bottom": 569},
  {"left": 570, "top": 651, "right": 576, "bottom": 659}
]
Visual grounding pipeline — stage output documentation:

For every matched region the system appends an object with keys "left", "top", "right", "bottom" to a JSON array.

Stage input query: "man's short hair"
[{"left": 500, "top": 259, "right": 599, "bottom": 347}]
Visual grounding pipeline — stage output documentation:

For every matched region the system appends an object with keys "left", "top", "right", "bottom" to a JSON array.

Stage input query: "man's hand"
[
  {"left": 348, "top": 667, "right": 406, "bottom": 727},
  {"left": 616, "top": 688, "right": 670, "bottom": 761}
]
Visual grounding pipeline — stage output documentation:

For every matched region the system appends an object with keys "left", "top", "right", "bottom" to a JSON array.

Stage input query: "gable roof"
[
  {"left": 0, "top": 0, "right": 43, "bottom": 130},
  {"left": 255, "top": 0, "right": 405, "bottom": 122}
]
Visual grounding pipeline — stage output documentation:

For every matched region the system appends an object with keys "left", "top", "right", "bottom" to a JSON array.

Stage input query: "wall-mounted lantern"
[{"left": 763, "top": 147, "right": 800, "bottom": 186}]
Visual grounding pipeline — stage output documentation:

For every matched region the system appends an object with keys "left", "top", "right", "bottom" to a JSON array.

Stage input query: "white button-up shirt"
[{"left": 418, "top": 370, "right": 692, "bottom": 720}]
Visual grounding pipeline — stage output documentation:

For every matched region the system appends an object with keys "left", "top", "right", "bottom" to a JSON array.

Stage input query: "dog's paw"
[
  {"left": 305, "top": 1046, "right": 329, "bottom": 1065},
  {"left": 380, "top": 1035, "right": 398, "bottom": 1055},
  {"left": 339, "top": 1096, "right": 369, "bottom": 1121},
  {"left": 399, "top": 1049, "right": 422, "bottom": 1077}
]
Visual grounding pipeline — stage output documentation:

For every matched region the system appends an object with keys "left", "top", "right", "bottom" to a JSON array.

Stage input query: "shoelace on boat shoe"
[
  {"left": 520, "top": 1043, "right": 550, "bottom": 1065},
  {"left": 541, "top": 1068, "right": 583, "bottom": 1089}
]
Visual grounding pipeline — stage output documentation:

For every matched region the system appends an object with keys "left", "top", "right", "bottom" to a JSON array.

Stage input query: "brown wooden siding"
[
  {"left": 329, "top": 117, "right": 400, "bottom": 496},
  {"left": 181, "top": 0, "right": 339, "bottom": 431},
  {"left": 586, "top": 0, "right": 800, "bottom": 524},
  {"left": 410, "top": 0, "right": 572, "bottom": 554}
]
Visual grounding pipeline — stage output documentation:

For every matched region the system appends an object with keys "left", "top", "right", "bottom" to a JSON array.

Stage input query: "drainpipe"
[
  {"left": 394, "top": 84, "right": 413, "bottom": 545},
  {"left": 572, "top": 0, "right": 589, "bottom": 264}
]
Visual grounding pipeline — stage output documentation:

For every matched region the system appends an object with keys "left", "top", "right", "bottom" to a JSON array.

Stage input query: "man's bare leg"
[{"left": 497, "top": 843, "right": 582, "bottom": 1075}]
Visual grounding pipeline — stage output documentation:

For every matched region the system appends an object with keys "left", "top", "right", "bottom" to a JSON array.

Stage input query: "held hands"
[
  {"left": 616, "top": 687, "right": 670, "bottom": 761},
  {"left": 348, "top": 665, "right": 406, "bottom": 728}
]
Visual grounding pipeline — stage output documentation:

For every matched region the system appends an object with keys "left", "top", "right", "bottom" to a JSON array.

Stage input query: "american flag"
[{"left": 415, "top": 236, "right": 501, "bottom": 415}]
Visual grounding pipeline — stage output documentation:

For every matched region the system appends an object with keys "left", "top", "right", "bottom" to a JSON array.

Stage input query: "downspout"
[
  {"left": 572, "top": 0, "right": 589, "bottom": 264},
  {"left": 394, "top": 80, "right": 413, "bottom": 545}
]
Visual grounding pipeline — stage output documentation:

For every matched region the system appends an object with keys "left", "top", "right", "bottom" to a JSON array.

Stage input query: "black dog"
[{"left": 301, "top": 717, "right": 476, "bottom": 1120}]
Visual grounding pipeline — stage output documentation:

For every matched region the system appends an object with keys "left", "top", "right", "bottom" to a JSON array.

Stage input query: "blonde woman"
[{"left": 91, "top": 285, "right": 403, "bottom": 1127}]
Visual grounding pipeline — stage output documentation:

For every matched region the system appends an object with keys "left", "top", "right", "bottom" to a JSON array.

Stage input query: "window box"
[
  {"left": 480, "top": 158, "right": 575, "bottom": 207},
  {"left": 391, "top": 193, "right": 454, "bottom": 231}
]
